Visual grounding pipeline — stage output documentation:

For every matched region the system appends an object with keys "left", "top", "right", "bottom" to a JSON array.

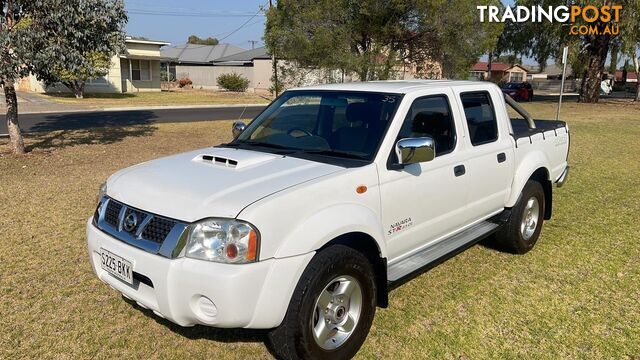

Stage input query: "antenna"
[
  {"left": 237, "top": 105, "right": 247, "bottom": 121},
  {"left": 556, "top": 46, "right": 568, "bottom": 121}
]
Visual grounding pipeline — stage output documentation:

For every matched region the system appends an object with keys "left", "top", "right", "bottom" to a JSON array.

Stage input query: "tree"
[
  {"left": 265, "top": 0, "right": 502, "bottom": 83},
  {"left": 0, "top": 0, "right": 127, "bottom": 154},
  {"left": 495, "top": 0, "right": 566, "bottom": 72},
  {"left": 497, "top": 0, "right": 635, "bottom": 103},
  {"left": 608, "top": 39, "right": 621, "bottom": 74},
  {"left": 55, "top": 52, "right": 112, "bottom": 99},
  {"left": 619, "top": 0, "right": 640, "bottom": 101},
  {"left": 187, "top": 35, "right": 219, "bottom": 45}
]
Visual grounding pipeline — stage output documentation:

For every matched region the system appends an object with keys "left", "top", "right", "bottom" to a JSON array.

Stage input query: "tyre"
[
  {"left": 494, "top": 180, "right": 545, "bottom": 254},
  {"left": 267, "top": 245, "right": 377, "bottom": 360}
]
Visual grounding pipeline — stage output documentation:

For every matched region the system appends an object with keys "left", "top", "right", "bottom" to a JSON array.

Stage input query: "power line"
[
  {"left": 217, "top": 7, "right": 265, "bottom": 42},
  {"left": 127, "top": 9, "right": 265, "bottom": 18},
  {"left": 212, "top": 19, "right": 263, "bottom": 38}
]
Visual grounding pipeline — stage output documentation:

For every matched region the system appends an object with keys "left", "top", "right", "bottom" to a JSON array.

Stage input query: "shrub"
[
  {"left": 217, "top": 73, "right": 250, "bottom": 92},
  {"left": 178, "top": 77, "right": 192, "bottom": 88}
]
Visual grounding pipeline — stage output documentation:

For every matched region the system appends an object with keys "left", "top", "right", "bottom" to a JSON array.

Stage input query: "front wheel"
[
  {"left": 494, "top": 180, "right": 545, "bottom": 254},
  {"left": 267, "top": 245, "right": 376, "bottom": 360}
]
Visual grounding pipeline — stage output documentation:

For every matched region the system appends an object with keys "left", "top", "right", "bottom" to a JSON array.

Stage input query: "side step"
[{"left": 387, "top": 221, "right": 500, "bottom": 282}]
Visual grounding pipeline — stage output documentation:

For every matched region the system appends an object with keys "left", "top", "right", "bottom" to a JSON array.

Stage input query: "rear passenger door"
[{"left": 454, "top": 89, "right": 514, "bottom": 219}]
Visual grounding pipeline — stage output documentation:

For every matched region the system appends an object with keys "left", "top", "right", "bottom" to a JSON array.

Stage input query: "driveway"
[
  {"left": 0, "top": 105, "right": 266, "bottom": 134},
  {"left": 0, "top": 91, "right": 92, "bottom": 114}
]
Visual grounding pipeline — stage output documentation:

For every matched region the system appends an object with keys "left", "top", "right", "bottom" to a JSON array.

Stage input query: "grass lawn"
[
  {"left": 40, "top": 90, "right": 271, "bottom": 107},
  {"left": 1, "top": 99, "right": 639, "bottom": 359}
]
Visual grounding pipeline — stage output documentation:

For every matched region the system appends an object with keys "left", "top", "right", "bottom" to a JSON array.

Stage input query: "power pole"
[
  {"left": 248, "top": 40, "right": 259, "bottom": 49},
  {"left": 269, "top": 0, "right": 279, "bottom": 97}
]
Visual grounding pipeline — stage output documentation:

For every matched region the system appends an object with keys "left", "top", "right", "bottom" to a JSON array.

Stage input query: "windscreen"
[{"left": 235, "top": 90, "right": 402, "bottom": 161}]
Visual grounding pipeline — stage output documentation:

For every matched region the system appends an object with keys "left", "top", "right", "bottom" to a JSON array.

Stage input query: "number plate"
[{"left": 100, "top": 248, "right": 133, "bottom": 285}]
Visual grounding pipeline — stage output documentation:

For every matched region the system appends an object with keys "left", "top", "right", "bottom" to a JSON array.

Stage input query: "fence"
[{"left": 531, "top": 79, "right": 578, "bottom": 92}]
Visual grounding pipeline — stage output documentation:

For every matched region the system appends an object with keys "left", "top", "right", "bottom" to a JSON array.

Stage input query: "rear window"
[{"left": 460, "top": 92, "right": 498, "bottom": 146}]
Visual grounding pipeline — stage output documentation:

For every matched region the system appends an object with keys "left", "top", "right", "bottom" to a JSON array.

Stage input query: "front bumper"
[{"left": 87, "top": 219, "right": 313, "bottom": 328}]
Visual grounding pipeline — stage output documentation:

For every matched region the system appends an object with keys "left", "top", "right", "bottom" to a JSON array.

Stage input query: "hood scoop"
[
  {"left": 192, "top": 148, "right": 278, "bottom": 170},
  {"left": 201, "top": 154, "right": 238, "bottom": 168}
]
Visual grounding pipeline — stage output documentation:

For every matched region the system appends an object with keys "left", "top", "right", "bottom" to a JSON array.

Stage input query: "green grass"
[
  {"left": 41, "top": 90, "right": 271, "bottom": 107},
  {"left": 1, "top": 99, "right": 639, "bottom": 359}
]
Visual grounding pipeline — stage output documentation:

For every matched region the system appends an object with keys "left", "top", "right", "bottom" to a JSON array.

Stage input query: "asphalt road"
[{"left": 0, "top": 106, "right": 266, "bottom": 135}]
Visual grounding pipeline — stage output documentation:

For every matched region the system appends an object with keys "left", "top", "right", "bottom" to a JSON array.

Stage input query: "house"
[
  {"left": 614, "top": 70, "right": 638, "bottom": 83},
  {"left": 162, "top": 43, "right": 245, "bottom": 66},
  {"left": 160, "top": 43, "right": 245, "bottom": 81},
  {"left": 469, "top": 62, "right": 529, "bottom": 83},
  {"left": 17, "top": 36, "right": 171, "bottom": 93},
  {"left": 169, "top": 46, "right": 275, "bottom": 92}
]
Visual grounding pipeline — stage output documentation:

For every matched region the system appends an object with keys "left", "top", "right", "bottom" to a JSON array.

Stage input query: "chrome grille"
[
  {"left": 95, "top": 197, "right": 188, "bottom": 258},
  {"left": 105, "top": 201, "right": 122, "bottom": 227},
  {"left": 142, "top": 217, "right": 176, "bottom": 243}
]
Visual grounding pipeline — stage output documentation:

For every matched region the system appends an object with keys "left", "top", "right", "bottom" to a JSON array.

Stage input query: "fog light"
[{"left": 197, "top": 296, "right": 218, "bottom": 318}]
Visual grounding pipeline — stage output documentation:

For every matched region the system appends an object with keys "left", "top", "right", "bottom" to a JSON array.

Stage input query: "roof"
[
  {"left": 161, "top": 44, "right": 246, "bottom": 64},
  {"left": 472, "top": 62, "right": 527, "bottom": 72},
  {"left": 290, "top": 80, "right": 496, "bottom": 94},
  {"left": 212, "top": 46, "right": 271, "bottom": 65},
  {"left": 615, "top": 70, "right": 638, "bottom": 80},
  {"left": 120, "top": 54, "right": 173, "bottom": 61},
  {"left": 125, "top": 36, "right": 171, "bottom": 46}
]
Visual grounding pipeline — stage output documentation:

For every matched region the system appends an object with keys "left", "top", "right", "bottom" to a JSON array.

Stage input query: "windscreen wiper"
[
  {"left": 220, "top": 141, "right": 297, "bottom": 153},
  {"left": 298, "top": 149, "right": 367, "bottom": 160}
]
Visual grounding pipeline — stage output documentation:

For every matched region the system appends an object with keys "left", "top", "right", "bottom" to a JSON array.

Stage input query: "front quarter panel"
[{"left": 238, "top": 164, "right": 386, "bottom": 260}]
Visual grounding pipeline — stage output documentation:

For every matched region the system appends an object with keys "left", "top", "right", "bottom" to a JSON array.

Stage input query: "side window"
[
  {"left": 398, "top": 95, "right": 456, "bottom": 156},
  {"left": 460, "top": 92, "right": 498, "bottom": 146}
]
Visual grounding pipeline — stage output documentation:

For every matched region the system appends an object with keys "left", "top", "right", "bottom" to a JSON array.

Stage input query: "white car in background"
[{"left": 88, "top": 80, "right": 569, "bottom": 359}]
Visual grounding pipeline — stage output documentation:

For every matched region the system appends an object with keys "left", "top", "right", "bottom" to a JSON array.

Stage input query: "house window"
[
  {"left": 510, "top": 72, "right": 523, "bottom": 82},
  {"left": 131, "top": 60, "right": 151, "bottom": 81}
]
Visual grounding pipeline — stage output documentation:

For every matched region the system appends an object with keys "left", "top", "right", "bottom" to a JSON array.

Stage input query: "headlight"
[
  {"left": 185, "top": 218, "right": 259, "bottom": 264},
  {"left": 97, "top": 182, "right": 107, "bottom": 203},
  {"left": 93, "top": 182, "right": 108, "bottom": 226}
]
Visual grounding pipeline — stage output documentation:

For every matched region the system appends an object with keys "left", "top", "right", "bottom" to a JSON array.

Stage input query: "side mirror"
[
  {"left": 395, "top": 137, "right": 435, "bottom": 166},
  {"left": 232, "top": 121, "right": 246, "bottom": 139}
]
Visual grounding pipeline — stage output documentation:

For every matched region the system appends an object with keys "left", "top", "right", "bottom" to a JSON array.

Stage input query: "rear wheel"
[
  {"left": 267, "top": 245, "right": 376, "bottom": 360},
  {"left": 494, "top": 180, "right": 545, "bottom": 254}
]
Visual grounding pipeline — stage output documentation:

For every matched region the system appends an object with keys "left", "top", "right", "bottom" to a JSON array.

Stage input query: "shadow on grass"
[{"left": 25, "top": 110, "right": 158, "bottom": 151}]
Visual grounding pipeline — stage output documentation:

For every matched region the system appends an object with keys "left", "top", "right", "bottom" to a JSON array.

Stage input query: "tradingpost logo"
[{"left": 477, "top": 4, "right": 622, "bottom": 35}]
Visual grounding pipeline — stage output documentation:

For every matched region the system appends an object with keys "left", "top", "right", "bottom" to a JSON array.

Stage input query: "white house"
[{"left": 16, "top": 37, "right": 171, "bottom": 94}]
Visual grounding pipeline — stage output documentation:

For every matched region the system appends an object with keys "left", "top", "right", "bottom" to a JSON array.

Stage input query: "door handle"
[
  {"left": 497, "top": 152, "right": 506, "bottom": 163},
  {"left": 454, "top": 165, "right": 466, "bottom": 177}
]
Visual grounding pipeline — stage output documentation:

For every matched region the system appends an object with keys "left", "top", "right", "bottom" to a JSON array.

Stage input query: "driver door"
[{"left": 379, "top": 91, "right": 471, "bottom": 262}]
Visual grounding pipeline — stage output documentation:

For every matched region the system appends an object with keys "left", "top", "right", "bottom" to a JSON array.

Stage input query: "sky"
[
  {"left": 123, "top": 0, "right": 624, "bottom": 67},
  {"left": 124, "top": 0, "right": 268, "bottom": 50},
  {"left": 123, "top": 0, "right": 536, "bottom": 63}
]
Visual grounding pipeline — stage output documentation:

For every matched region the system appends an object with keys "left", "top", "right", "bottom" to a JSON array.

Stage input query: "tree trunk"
[
  {"left": 4, "top": 83, "right": 25, "bottom": 154},
  {"left": 579, "top": 35, "right": 611, "bottom": 103},
  {"left": 75, "top": 81, "right": 85, "bottom": 99},
  {"left": 632, "top": 55, "right": 640, "bottom": 102}
]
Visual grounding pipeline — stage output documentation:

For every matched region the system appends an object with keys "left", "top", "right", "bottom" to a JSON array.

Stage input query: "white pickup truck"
[{"left": 87, "top": 80, "right": 569, "bottom": 359}]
